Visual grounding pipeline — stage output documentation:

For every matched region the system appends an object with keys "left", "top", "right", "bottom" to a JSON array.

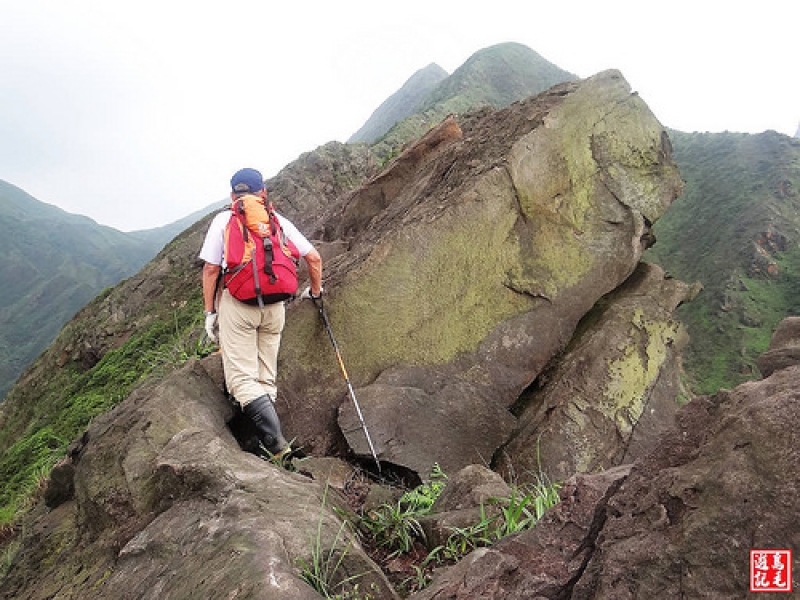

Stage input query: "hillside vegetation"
[
  {"left": 646, "top": 131, "right": 800, "bottom": 392},
  {"left": 0, "top": 181, "right": 215, "bottom": 401},
  {"left": 0, "top": 181, "right": 153, "bottom": 400},
  {"left": 0, "top": 221, "right": 210, "bottom": 527}
]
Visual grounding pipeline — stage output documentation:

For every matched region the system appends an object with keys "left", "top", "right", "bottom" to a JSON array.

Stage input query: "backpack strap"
[
  {"left": 239, "top": 196, "right": 278, "bottom": 307},
  {"left": 261, "top": 203, "right": 278, "bottom": 286},
  {"left": 251, "top": 249, "right": 264, "bottom": 308},
  {"left": 224, "top": 197, "right": 296, "bottom": 308},
  {"left": 262, "top": 237, "right": 276, "bottom": 280}
]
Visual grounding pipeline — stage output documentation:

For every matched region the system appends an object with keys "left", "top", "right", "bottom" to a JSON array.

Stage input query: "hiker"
[{"left": 199, "top": 167, "right": 323, "bottom": 457}]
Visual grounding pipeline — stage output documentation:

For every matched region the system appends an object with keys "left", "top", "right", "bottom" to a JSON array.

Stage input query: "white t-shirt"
[{"left": 198, "top": 209, "right": 315, "bottom": 267}]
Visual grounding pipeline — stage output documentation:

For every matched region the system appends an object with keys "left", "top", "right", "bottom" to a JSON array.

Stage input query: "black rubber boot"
[{"left": 242, "top": 394, "right": 289, "bottom": 456}]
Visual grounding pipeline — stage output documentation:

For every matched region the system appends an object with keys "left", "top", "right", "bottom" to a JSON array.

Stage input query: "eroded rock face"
[
  {"left": 280, "top": 70, "right": 684, "bottom": 477},
  {"left": 573, "top": 365, "right": 800, "bottom": 599},
  {"left": 497, "top": 262, "right": 697, "bottom": 483}
]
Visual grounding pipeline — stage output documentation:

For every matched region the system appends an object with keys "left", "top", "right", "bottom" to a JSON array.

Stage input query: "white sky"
[{"left": 1, "top": 0, "right": 797, "bottom": 231}]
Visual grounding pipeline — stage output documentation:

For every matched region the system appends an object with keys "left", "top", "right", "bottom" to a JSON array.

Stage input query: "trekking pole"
[{"left": 313, "top": 297, "right": 381, "bottom": 473}]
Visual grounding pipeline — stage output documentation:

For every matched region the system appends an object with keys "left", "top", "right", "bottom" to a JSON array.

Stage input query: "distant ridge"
[
  {"left": 360, "top": 42, "right": 577, "bottom": 159},
  {"left": 0, "top": 180, "right": 219, "bottom": 400},
  {"left": 348, "top": 63, "right": 449, "bottom": 144},
  {"left": 0, "top": 180, "right": 155, "bottom": 399}
]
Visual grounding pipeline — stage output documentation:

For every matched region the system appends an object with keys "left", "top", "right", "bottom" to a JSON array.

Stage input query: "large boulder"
[
  {"left": 279, "top": 70, "right": 684, "bottom": 477},
  {"left": 497, "top": 262, "right": 698, "bottom": 483},
  {"left": 756, "top": 315, "right": 800, "bottom": 377}
]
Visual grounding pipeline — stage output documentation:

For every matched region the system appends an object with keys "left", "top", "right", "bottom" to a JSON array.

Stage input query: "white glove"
[
  {"left": 300, "top": 286, "right": 323, "bottom": 301},
  {"left": 204, "top": 311, "right": 218, "bottom": 343}
]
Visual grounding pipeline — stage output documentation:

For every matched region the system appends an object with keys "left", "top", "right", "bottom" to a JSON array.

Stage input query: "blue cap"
[{"left": 230, "top": 168, "right": 264, "bottom": 193}]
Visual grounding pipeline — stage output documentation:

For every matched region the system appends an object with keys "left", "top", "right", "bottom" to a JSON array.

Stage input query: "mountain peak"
[
  {"left": 353, "top": 42, "right": 577, "bottom": 158},
  {"left": 422, "top": 41, "right": 577, "bottom": 110},
  {"left": 347, "top": 63, "right": 449, "bottom": 144}
]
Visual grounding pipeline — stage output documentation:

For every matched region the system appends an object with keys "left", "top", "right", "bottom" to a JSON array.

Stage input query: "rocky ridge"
[{"left": 1, "top": 70, "right": 796, "bottom": 599}]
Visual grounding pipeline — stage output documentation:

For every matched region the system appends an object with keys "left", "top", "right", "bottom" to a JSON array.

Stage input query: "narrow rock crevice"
[{"left": 557, "top": 473, "right": 628, "bottom": 599}]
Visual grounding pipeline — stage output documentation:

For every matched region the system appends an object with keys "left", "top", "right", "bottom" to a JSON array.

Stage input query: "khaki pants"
[{"left": 218, "top": 289, "right": 286, "bottom": 407}]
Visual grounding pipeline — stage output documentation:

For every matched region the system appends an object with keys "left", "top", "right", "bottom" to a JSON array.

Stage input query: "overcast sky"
[{"left": 1, "top": 1, "right": 797, "bottom": 231}]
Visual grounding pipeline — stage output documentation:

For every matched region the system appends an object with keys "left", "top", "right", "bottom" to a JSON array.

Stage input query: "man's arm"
[
  {"left": 304, "top": 249, "right": 323, "bottom": 296},
  {"left": 202, "top": 262, "right": 221, "bottom": 312}
]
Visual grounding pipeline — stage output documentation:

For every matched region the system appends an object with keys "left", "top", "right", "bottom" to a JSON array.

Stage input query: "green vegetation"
[
  {"left": 296, "top": 463, "right": 561, "bottom": 595},
  {"left": 0, "top": 180, "right": 175, "bottom": 401},
  {"left": 646, "top": 130, "right": 800, "bottom": 393},
  {"left": 675, "top": 248, "right": 800, "bottom": 394},
  {"left": 426, "top": 473, "right": 561, "bottom": 566},
  {"left": 356, "top": 464, "right": 561, "bottom": 594},
  {"left": 360, "top": 464, "right": 448, "bottom": 558}
]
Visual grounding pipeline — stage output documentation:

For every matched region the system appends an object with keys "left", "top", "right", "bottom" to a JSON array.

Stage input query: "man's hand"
[
  {"left": 204, "top": 311, "right": 218, "bottom": 343},
  {"left": 300, "top": 286, "right": 323, "bottom": 301}
]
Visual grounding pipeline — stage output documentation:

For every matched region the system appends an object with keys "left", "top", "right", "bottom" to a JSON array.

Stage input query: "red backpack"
[{"left": 223, "top": 195, "right": 300, "bottom": 306}]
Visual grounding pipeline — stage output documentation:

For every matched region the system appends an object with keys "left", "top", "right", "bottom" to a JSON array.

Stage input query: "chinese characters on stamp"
[{"left": 751, "top": 549, "right": 792, "bottom": 593}]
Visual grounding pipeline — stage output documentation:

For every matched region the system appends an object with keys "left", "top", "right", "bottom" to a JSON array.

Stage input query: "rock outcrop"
[
  {"left": 279, "top": 70, "right": 684, "bottom": 478},
  {"left": 1, "top": 357, "right": 397, "bottom": 600},
  {"left": 756, "top": 315, "right": 800, "bottom": 377},
  {"left": 417, "top": 316, "right": 800, "bottom": 598},
  {"left": 498, "top": 262, "right": 698, "bottom": 483}
]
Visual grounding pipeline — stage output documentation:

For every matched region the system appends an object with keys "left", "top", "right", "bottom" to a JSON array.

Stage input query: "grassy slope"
[{"left": 646, "top": 130, "right": 800, "bottom": 393}]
